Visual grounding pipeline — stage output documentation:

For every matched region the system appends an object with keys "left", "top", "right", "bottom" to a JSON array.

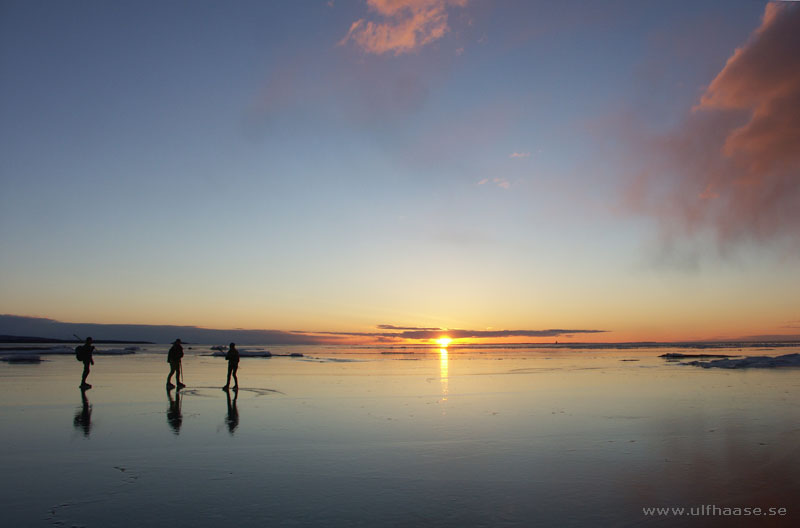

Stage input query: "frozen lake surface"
[{"left": 1, "top": 345, "right": 798, "bottom": 527}]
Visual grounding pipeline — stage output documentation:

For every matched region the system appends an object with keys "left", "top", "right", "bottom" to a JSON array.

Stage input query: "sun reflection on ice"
[{"left": 439, "top": 347, "right": 449, "bottom": 402}]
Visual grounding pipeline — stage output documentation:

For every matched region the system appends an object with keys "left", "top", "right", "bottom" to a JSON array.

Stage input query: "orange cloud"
[
  {"left": 340, "top": 0, "right": 467, "bottom": 56},
  {"left": 627, "top": 2, "right": 800, "bottom": 253}
]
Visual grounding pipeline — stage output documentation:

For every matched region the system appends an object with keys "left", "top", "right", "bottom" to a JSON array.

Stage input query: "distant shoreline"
[{"left": 0, "top": 335, "right": 153, "bottom": 345}]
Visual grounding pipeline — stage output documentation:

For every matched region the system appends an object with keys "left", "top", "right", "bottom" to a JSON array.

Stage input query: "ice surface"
[{"left": 1, "top": 348, "right": 799, "bottom": 527}]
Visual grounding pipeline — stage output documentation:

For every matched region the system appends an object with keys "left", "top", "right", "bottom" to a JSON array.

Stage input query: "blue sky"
[{"left": 1, "top": 1, "right": 798, "bottom": 343}]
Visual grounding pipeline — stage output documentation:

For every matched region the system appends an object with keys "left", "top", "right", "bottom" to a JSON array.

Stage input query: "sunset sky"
[{"left": 1, "top": 1, "right": 798, "bottom": 344}]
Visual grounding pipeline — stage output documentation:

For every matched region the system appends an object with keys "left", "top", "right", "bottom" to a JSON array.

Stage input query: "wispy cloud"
[
  {"left": 377, "top": 324, "right": 441, "bottom": 331},
  {"left": 625, "top": 3, "right": 800, "bottom": 253},
  {"left": 477, "top": 177, "right": 511, "bottom": 189},
  {"left": 493, "top": 177, "right": 511, "bottom": 189},
  {"left": 509, "top": 151, "right": 530, "bottom": 158},
  {"left": 395, "top": 328, "right": 606, "bottom": 340},
  {"left": 340, "top": 0, "right": 467, "bottom": 56}
]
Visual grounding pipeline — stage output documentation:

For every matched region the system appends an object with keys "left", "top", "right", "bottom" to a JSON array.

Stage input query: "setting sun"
[{"left": 437, "top": 337, "right": 452, "bottom": 347}]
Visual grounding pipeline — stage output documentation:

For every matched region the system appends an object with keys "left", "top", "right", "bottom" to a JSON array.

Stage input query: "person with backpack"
[
  {"left": 167, "top": 338, "right": 185, "bottom": 389},
  {"left": 76, "top": 337, "right": 95, "bottom": 389},
  {"left": 223, "top": 342, "right": 239, "bottom": 391}
]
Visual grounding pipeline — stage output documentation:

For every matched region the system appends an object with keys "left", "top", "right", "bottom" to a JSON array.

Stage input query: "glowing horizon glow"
[{"left": 437, "top": 337, "right": 452, "bottom": 347}]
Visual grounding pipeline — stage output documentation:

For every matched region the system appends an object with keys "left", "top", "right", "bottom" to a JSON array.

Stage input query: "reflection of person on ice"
[
  {"left": 74, "top": 387, "right": 93, "bottom": 436},
  {"left": 167, "top": 339, "right": 186, "bottom": 389},
  {"left": 223, "top": 342, "right": 239, "bottom": 391},
  {"left": 225, "top": 387, "right": 239, "bottom": 434},
  {"left": 166, "top": 387, "right": 183, "bottom": 435}
]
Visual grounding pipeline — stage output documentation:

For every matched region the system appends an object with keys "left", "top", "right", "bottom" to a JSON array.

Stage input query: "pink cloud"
[
  {"left": 626, "top": 3, "right": 800, "bottom": 253},
  {"left": 340, "top": 0, "right": 467, "bottom": 56},
  {"left": 696, "top": 3, "right": 800, "bottom": 177},
  {"left": 493, "top": 177, "right": 510, "bottom": 189},
  {"left": 509, "top": 151, "right": 530, "bottom": 158},
  {"left": 477, "top": 177, "right": 511, "bottom": 189}
]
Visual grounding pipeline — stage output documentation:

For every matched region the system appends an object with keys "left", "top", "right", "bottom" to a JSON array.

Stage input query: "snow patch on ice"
[
  {"left": 684, "top": 353, "right": 800, "bottom": 369},
  {"left": 209, "top": 349, "right": 273, "bottom": 358},
  {"left": 0, "top": 354, "right": 43, "bottom": 363},
  {"left": 96, "top": 348, "right": 138, "bottom": 355},
  {"left": 0, "top": 346, "right": 138, "bottom": 356}
]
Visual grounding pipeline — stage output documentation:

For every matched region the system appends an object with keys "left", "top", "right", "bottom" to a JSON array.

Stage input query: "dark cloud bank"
[
  {"left": 0, "top": 315, "right": 605, "bottom": 345},
  {"left": 0, "top": 315, "right": 332, "bottom": 345}
]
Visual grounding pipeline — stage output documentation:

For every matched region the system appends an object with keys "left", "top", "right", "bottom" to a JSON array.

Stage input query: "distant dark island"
[
  {"left": 659, "top": 352, "right": 737, "bottom": 359},
  {"left": 0, "top": 335, "right": 153, "bottom": 344}
]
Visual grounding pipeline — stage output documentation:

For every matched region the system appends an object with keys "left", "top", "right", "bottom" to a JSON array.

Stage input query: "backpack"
[{"left": 75, "top": 345, "right": 86, "bottom": 362}]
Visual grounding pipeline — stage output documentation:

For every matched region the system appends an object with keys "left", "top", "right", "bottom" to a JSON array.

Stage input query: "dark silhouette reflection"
[
  {"left": 225, "top": 388, "right": 239, "bottom": 435},
  {"left": 73, "top": 388, "right": 92, "bottom": 437},
  {"left": 166, "top": 387, "right": 183, "bottom": 435}
]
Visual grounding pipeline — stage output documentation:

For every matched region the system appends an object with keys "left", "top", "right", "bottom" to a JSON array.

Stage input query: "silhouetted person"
[
  {"left": 77, "top": 337, "right": 95, "bottom": 389},
  {"left": 166, "top": 387, "right": 183, "bottom": 435},
  {"left": 73, "top": 388, "right": 92, "bottom": 437},
  {"left": 167, "top": 338, "right": 185, "bottom": 389},
  {"left": 223, "top": 342, "right": 239, "bottom": 391},
  {"left": 225, "top": 387, "right": 239, "bottom": 435}
]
